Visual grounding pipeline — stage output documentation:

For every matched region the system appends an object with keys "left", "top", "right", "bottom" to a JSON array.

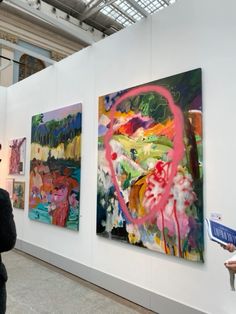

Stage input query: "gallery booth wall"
[
  {"left": 2, "top": 0, "right": 236, "bottom": 313},
  {"left": 0, "top": 86, "right": 7, "bottom": 180}
]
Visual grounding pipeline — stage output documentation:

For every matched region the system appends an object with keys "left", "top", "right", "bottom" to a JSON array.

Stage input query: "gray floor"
[{"left": 3, "top": 250, "right": 154, "bottom": 314}]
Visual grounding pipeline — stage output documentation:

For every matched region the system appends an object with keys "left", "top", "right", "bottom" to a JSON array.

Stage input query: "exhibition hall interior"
[{"left": 0, "top": 0, "right": 235, "bottom": 313}]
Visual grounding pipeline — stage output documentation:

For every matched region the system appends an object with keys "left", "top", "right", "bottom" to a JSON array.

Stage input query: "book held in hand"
[{"left": 205, "top": 218, "right": 236, "bottom": 246}]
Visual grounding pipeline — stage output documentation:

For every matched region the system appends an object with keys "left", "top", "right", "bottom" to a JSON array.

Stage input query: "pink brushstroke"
[{"left": 104, "top": 85, "right": 184, "bottom": 225}]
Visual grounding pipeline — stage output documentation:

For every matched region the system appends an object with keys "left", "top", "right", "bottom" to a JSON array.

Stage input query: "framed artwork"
[
  {"left": 5, "top": 178, "right": 14, "bottom": 199},
  {"left": 9, "top": 137, "right": 26, "bottom": 175},
  {"left": 28, "top": 103, "right": 82, "bottom": 231},
  {"left": 97, "top": 68, "right": 203, "bottom": 262},
  {"left": 13, "top": 181, "right": 25, "bottom": 209}
]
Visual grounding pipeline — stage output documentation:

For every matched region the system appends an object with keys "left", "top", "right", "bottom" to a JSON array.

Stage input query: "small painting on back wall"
[
  {"left": 9, "top": 137, "right": 26, "bottom": 175},
  {"left": 13, "top": 181, "right": 25, "bottom": 210},
  {"left": 97, "top": 68, "right": 203, "bottom": 262},
  {"left": 28, "top": 103, "right": 82, "bottom": 231}
]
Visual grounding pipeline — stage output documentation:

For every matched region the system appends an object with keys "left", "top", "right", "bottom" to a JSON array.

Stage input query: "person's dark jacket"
[{"left": 0, "top": 188, "right": 17, "bottom": 283}]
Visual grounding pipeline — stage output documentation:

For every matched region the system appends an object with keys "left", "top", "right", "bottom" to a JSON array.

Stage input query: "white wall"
[
  {"left": 4, "top": 0, "right": 236, "bottom": 313},
  {"left": 0, "top": 86, "right": 7, "bottom": 186}
]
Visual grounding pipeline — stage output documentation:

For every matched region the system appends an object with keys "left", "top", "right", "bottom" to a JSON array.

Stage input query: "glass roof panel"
[
  {"left": 100, "top": 1, "right": 143, "bottom": 26},
  {"left": 100, "top": 0, "right": 176, "bottom": 28}
]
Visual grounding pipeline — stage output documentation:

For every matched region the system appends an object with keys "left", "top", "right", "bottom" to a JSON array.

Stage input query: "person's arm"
[
  {"left": 221, "top": 243, "right": 236, "bottom": 253},
  {"left": 225, "top": 260, "right": 236, "bottom": 272},
  {"left": 0, "top": 189, "right": 17, "bottom": 252}
]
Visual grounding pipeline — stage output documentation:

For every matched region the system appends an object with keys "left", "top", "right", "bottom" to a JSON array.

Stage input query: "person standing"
[{"left": 0, "top": 188, "right": 17, "bottom": 314}]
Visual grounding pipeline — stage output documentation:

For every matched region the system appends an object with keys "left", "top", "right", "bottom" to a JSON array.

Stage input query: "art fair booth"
[{"left": 0, "top": 0, "right": 236, "bottom": 313}]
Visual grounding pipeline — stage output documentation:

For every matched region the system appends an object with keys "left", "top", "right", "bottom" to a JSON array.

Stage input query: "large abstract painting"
[
  {"left": 9, "top": 137, "right": 26, "bottom": 175},
  {"left": 29, "top": 104, "right": 82, "bottom": 230},
  {"left": 97, "top": 69, "right": 203, "bottom": 262}
]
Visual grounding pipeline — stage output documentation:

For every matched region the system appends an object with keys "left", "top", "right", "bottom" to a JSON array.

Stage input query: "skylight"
[{"left": 99, "top": 0, "right": 176, "bottom": 28}]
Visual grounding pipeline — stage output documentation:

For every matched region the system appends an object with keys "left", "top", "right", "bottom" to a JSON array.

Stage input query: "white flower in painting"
[
  {"left": 102, "top": 198, "right": 124, "bottom": 232},
  {"left": 126, "top": 223, "right": 141, "bottom": 244},
  {"left": 171, "top": 172, "right": 196, "bottom": 213},
  {"left": 97, "top": 166, "right": 113, "bottom": 192}
]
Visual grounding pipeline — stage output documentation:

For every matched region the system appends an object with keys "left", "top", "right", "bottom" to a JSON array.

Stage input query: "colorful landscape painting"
[
  {"left": 97, "top": 69, "right": 203, "bottom": 262},
  {"left": 9, "top": 137, "right": 26, "bottom": 175},
  {"left": 13, "top": 181, "right": 25, "bottom": 209},
  {"left": 28, "top": 104, "right": 82, "bottom": 230}
]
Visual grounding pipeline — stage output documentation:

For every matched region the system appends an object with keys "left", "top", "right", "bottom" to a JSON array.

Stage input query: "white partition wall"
[
  {"left": 3, "top": 0, "right": 236, "bottom": 313},
  {"left": 0, "top": 86, "right": 7, "bottom": 187}
]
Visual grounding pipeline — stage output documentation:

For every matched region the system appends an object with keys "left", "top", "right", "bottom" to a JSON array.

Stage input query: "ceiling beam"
[
  {"left": 86, "top": 0, "right": 100, "bottom": 6},
  {"left": 80, "top": 0, "right": 117, "bottom": 22},
  {"left": 80, "top": 0, "right": 103, "bottom": 21},
  {"left": 125, "top": 0, "right": 148, "bottom": 18},
  {"left": 161, "top": 0, "right": 170, "bottom": 6},
  {"left": 111, "top": 3, "right": 136, "bottom": 23}
]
